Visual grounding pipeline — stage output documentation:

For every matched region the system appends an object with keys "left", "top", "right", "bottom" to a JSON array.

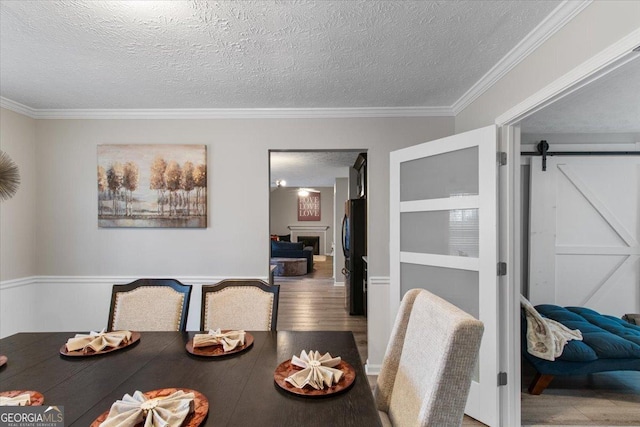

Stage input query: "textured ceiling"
[
  {"left": 521, "top": 57, "right": 640, "bottom": 134},
  {"left": 270, "top": 151, "right": 361, "bottom": 188},
  {"left": 0, "top": 0, "right": 561, "bottom": 110}
]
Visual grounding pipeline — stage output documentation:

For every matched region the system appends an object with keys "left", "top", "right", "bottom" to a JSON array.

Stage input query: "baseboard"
[{"left": 365, "top": 362, "right": 381, "bottom": 376}]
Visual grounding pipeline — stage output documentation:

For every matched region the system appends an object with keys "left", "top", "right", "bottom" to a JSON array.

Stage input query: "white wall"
[
  {"left": 455, "top": 1, "right": 640, "bottom": 133},
  {"left": 0, "top": 108, "right": 37, "bottom": 281},
  {"left": 269, "top": 186, "right": 334, "bottom": 254},
  {"left": 30, "top": 117, "right": 453, "bottom": 279},
  {"left": 0, "top": 114, "right": 454, "bottom": 363}
]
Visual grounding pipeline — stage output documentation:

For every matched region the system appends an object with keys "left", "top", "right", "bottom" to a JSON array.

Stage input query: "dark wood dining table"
[{"left": 0, "top": 330, "right": 382, "bottom": 426}]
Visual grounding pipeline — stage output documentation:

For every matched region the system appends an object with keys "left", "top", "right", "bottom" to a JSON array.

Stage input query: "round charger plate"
[
  {"left": 0, "top": 355, "right": 7, "bottom": 367},
  {"left": 90, "top": 388, "right": 208, "bottom": 427},
  {"left": 273, "top": 359, "right": 356, "bottom": 397},
  {"left": 59, "top": 331, "right": 141, "bottom": 357},
  {"left": 185, "top": 331, "right": 254, "bottom": 357},
  {"left": 0, "top": 390, "right": 44, "bottom": 406}
]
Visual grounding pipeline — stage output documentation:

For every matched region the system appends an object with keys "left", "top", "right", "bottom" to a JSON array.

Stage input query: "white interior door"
[
  {"left": 529, "top": 156, "right": 640, "bottom": 314},
  {"left": 390, "top": 125, "right": 500, "bottom": 426}
]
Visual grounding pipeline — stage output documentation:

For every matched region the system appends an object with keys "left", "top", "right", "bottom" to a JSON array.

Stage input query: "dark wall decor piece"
[
  {"left": 297, "top": 191, "right": 321, "bottom": 221},
  {"left": 0, "top": 150, "right": 20, "bottom": 201}
]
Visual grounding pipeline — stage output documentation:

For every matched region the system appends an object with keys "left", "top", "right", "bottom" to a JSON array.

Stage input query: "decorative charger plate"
[
  {"left": 0, "top": 390, "right": 45, "bottom": 406},
  {"left": 0, "top": 355, "right": 7, "bottom": 367},
  {"left": 90, "top": 388, "right": 208, "bottom": 427},
  {"left": 185, "top": 331, "right": 254, "bottom": 357},
  {"left": 59, "top": 332, "right": 141, "bottom": 357},
  {"left": 273, "top": 359, "right": 356, "bottom": 397}
]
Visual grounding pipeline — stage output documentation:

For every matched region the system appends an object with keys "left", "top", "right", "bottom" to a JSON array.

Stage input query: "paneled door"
[
  {"left": 390, "top": 125, "right": 500, "bottom": 426},
  {"left": 529, "top": 156, "right": 640, "bottom": 314}
]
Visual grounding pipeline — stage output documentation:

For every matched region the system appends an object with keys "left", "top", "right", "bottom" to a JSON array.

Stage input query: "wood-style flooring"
[
  {"left": 275, "top": 256, "right": 368, "bottom": 362},
  {"left": 521, "top": 359, "right": 640, "bottom": 426}
]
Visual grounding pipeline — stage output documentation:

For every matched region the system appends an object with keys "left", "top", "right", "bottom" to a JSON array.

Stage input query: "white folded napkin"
[
  {"left": 66, "top": 329, "right": 133, "bottom": 353},
  {"left": 0, "top": 393, "right": 31, "bottom": 406},
  {"left": 99, "top": 390, "right": 195, "bottom": 427},
  {"left": 193, "top": 329, "right": 246, "bottom": 352},
  {"left": 285, "top": 350, "right": 343, "bottom": 390}
]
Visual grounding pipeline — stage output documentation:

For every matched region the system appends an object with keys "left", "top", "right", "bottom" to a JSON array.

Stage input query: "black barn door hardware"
[{"left": 521, "top": 140, "right": 640, "bottom": 171}]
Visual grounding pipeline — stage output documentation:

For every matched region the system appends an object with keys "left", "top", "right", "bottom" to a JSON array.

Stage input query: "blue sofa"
[
  {"left": 522, "top": 304, "right": 640, "bottom": 394},
  {"left": 270, "top": 241, "right": 314, "bottom": 273}
]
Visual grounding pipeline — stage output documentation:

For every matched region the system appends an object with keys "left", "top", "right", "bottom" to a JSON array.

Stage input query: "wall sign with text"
[{"left": 298, "top": 191, "right": 321, "bottom": 221}]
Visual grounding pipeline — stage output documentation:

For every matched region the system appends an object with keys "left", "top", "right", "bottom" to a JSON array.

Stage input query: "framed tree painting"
[{"left": 97, "top": 144, "right": 207, "bottom": 228}]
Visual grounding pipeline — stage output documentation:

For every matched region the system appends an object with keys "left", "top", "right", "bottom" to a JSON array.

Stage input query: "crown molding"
[
  {"left": 451, "top": 0, "right": 592, "bottom": 115},
  {"left": 0, "top": 97, "right": 38, "bottom": 118},
  {"left": 0, "top": 101, "right": 453, "bottom": 120},
  {"left": 496, "top": 27, "right": 640, "bottom": 127}
]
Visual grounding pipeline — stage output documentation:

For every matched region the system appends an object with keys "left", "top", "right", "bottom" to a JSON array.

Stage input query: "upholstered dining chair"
[
  {"left": 374, "top": 288, "right": 484, "bottom": 427},
  {"left": 108, "top": 278, "right": 192, "bottom": 332},
  {"left": 200, "top": 279, "right": 279, "bottom": 331}
]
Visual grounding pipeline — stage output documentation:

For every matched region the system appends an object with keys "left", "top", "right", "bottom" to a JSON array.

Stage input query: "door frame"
[{"left": 495, "top": 29, "right": 640, "bottom": 427}]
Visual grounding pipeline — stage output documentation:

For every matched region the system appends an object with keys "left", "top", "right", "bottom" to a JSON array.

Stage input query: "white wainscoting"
[
  {"left": 0, "top": 276, "right": 267, "bottom": 338},
  {"left": 2, "top": 275, "right": 392, "bottom": 377},
  {"left": 366, "top": 276, "right": 390, "bottom": 375}
]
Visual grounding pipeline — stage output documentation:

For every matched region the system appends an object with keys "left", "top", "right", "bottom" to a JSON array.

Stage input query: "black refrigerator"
[{"left": 341, "top": 199, "right": 366, "bottom": 315}]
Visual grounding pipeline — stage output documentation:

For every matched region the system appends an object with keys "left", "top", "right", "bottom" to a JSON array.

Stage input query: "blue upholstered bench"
[{"left": 522, "top": 304, "right": 640, "bottom": 394}]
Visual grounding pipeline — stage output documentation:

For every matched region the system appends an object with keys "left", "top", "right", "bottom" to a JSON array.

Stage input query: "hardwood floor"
[
  {"left": 521, "top": 359, "right": 640, "bottom": 426},
  {"left": 275, "top": 256, "right": 368, "bottom": 362}
]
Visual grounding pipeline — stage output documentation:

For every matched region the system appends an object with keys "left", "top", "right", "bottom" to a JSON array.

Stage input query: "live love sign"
[{"left": 298, "top": 191, "right": 321, "bottom": 221}]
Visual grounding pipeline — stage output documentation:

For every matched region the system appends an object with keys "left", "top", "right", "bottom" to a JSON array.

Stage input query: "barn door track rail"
[{"left": 522, "top": 141, "right": 640, "bottom": 171}]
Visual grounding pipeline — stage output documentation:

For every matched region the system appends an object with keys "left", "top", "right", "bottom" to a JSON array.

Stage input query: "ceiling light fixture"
[{"left": 275, "top": 179, "right": 286, "bottom": 187}]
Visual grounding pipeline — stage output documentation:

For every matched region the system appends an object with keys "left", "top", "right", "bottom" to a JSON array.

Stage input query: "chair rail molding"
[
  {"left": 1, "top": 275, "right": 265, "bottom": 288},
  {"left": 0, "top": 276, "right": 38, "bottom": 290}
]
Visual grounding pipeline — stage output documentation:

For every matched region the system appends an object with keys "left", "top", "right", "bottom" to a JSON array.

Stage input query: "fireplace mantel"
[
  {"left": 288, "top": 225, "right": 330, "bottom": 232},
  {"left": 287, "top": 225, "right": 330, "bottom": 255}
]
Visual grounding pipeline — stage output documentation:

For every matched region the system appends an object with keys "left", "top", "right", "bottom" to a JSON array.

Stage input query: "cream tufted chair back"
[
  {"left": 374, "top": 289, "right": 484, "bottom": 427},
  {"left": 108, "top": 279, "right": 192, "bottom": 331},
  {"left": 201, "top": 279, "right": 279, "bottom": 331}
]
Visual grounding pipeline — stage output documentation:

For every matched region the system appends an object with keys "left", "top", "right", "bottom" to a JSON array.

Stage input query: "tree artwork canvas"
[{"left": 97, "top": 144, "right": 207, "bottom": 228}]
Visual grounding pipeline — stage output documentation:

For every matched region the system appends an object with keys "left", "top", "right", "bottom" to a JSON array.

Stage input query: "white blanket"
[{"left": 520, "top": 295, "right": 582, "bottom": 361}]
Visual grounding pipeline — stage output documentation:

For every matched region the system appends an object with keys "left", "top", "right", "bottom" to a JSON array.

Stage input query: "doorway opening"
[
  {"left": 269, "top": 149, "right": 369, "bottom": 361},
  {"left": 497, "top": 41, "right": 640, "bottom": 426}
]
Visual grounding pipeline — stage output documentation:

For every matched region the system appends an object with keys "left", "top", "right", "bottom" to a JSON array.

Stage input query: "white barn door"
[
  {"left": 529, "top": 156, "right": 640, "bottom": 314},
  {"left": 390, "top": 125, "right": 500, "bottom": 426}
]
